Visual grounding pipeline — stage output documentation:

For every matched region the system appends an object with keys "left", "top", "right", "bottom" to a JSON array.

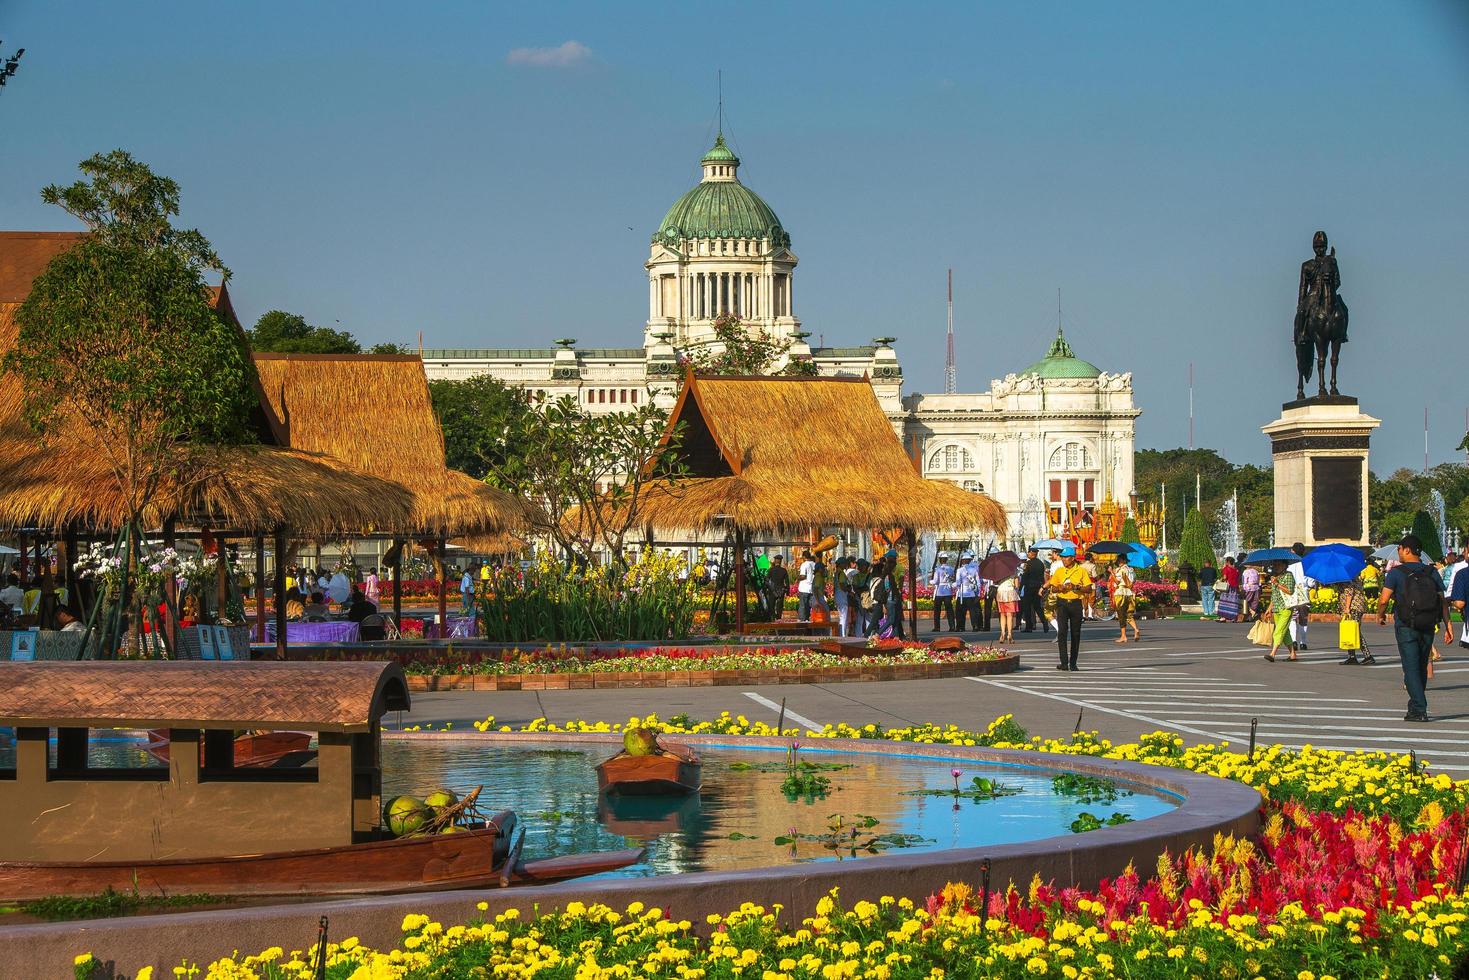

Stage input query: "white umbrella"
[{"left": 1371, "top": 544, "right": 1399, "bottom": 561}]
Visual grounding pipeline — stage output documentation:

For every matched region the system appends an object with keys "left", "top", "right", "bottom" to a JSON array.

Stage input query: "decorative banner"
[
  {"left": 10, "top": 630, "right": 35, "bottom": 662},
  {"left": 197, "top": 625, "right": 216, "bottom": 660},
  {"left": 212, "top": 625, "right": 234, "bottom": 661}
]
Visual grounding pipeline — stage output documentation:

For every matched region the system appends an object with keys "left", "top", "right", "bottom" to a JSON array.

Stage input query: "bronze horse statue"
[{"left": 1294, "top": 230, "right": 1349, "bottom": 399}]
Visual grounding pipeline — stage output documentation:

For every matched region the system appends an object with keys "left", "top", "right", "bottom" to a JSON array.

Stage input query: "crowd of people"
[{"left": 278, "top": 564, "right": 382, "bottom": 624}]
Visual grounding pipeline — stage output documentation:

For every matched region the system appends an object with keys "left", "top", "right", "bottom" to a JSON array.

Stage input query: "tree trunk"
[{"left": 129, "top": 523, "right": 142, "bottom": 658}]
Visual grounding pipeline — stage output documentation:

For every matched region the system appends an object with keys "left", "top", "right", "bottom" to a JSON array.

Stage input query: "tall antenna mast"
[
  {"left": 717, "top": 70, "right": 723, "bottom": 134},
  {"left": 944, "top": 269, "right": 956, "bottom": 394},
  {"left": 1188, "top": 361, "right": 1195, "bottom": 450}
]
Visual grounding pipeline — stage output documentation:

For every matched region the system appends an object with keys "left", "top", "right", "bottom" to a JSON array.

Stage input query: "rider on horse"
[{"left": 1294, "top": 230, "right": 1350, "bottom": 398}]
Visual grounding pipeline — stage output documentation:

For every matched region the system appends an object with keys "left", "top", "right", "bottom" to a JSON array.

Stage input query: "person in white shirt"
[
  {"left": 0, "top": 573, "right": 23, "bottom": 615},
  {"left": 954, "top": 553, "right": 980, "bottom": 632},
  {"left": 327, "top": 569, "right": 352, "bottom": 606},
  {"left": 56, "top": 605, "right": 86, "bottom": 632},
  {"left": 929, "top": 553, "right": 956, "bottom": 631},
  {"left": 1286, "top": 543, "right": 1315, "bottom": 649},
  {"left": 832, "top": 556, "right": 855, "bottom": 637},
  {"left": 795, "top": 549, "right": 816, "bottom": 621}
]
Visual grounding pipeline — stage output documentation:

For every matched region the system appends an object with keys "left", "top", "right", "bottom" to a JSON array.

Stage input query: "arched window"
[
  {"left": 1048, "top": 442, "right": 1091, "bottom": 470},
  {"left": 927, "top": 444, "right": 975, "bottom": 472}
]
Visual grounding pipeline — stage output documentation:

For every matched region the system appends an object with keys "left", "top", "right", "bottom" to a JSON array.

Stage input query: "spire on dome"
[{"left": 1046, "top": 326, "right": 1075, "bottom": 359}]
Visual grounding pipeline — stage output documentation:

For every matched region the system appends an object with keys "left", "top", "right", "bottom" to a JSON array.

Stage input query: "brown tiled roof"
[
  {"left": 0, "top": 232, "right": 86, "bottom": 303},
  {"left": 0, "top": 661, "right": 410, "bottom": 732}
]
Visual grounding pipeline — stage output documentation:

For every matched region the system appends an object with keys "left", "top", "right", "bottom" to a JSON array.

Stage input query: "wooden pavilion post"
[
  {"left": 253, "top": 534, "right": 266, "bottom": 643},
  {"left": 733, "top": 528, "right": 746, "bottom": 635},
  {"left": 436, "top": 534, "right": 448, "bottom": 635},
  {"left": 273, "top": 527, "right": 287, "bottom": 660},
  {"left": 906, "top": 528, "right": 918, "bottom": 638},
  {"left": 392, "top": 539, "right": 403, "bottom": 626},
  {"left": 17, "top": 532, "right": 27, "bottom": 581},
  {"left": 162, "top": 518, "right": 178, "bottom": 655},
  {"left": 215, "top": 534, "right": 230, "bottom": 625},
  {"left": 62, "top": 526, "right": 79, "bottom": 614}
]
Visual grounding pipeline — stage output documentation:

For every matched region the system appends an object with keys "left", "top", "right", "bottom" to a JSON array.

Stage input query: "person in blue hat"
[{"left": 1043, "top": 544, "right": 1093, "bottom": 671}]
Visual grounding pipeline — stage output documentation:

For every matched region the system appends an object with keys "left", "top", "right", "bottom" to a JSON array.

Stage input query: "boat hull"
[
  {"left": 0, "top": 818, "right": 644, "bottom": 900},
  {"left": 143, "top": 730, "right": 313, "bottom": 769},
  {"left": 597, "top": 752, "right": 702, "bottom": 796}
]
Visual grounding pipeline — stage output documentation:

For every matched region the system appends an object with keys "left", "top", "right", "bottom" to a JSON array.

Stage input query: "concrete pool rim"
[{"left": 3, "top": 732, "right": 1264, "bottom": 977}]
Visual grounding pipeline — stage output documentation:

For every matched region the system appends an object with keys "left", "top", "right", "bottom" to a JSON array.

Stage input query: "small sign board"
[
  {"left": 212, "top": 625, "right": 234, "bottom": 661},
  {"left": 196, "top": 625, "right": 217, "bottom": 660},
  {"left": 10, "top": 630, "right": 35, "bottom": 662}
]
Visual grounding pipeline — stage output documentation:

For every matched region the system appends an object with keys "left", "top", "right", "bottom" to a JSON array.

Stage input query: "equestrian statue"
[{"left": 1293, "top": 230, "right": 1349, "bottom": 399}]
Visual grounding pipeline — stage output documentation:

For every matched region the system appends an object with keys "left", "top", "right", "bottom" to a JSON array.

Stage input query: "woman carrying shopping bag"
[{"left": 1337, "top": 579, "right": 1375, "bottom": 665}]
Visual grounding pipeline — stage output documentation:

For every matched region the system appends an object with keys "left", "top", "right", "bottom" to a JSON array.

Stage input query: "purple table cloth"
[{"left": 263, "top": 620, "right": 360, "bottom": 644}]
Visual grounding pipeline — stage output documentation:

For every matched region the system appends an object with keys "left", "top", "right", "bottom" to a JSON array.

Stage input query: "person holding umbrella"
[
  {"left": 1020, "top": 547, "right": 1049, "bottom": 634},
  {"left": 1265, "top": 559, "right": 1301, "bottom": 663},
  {"left": 1045, "top": 545, "right": 1093, "bottom": 671}
]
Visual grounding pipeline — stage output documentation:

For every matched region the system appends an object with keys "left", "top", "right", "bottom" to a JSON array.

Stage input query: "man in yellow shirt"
[{"left": 1045, "top": 545, "right": 1093, "bottom": 671}]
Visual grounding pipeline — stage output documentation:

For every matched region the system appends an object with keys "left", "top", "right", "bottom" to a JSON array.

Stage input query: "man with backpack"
[{"left": 1376, "top": 534, "right": 1454, "bottom": 722}]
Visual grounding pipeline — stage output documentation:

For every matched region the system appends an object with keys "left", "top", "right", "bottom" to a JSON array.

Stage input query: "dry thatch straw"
[
  {"left": 634, "top": 373, "right": 1008, "bottom": 535},
  {"left": 253, "top": 353, "right": 533, "bottom": 536},
  {"left": 0, "top": 303, "right": 416, "bottom": 536}
]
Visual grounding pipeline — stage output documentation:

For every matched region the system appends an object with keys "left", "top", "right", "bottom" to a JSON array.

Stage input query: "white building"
[{"left": 421, "top": 134, "right": 1138, "bottom": 546}]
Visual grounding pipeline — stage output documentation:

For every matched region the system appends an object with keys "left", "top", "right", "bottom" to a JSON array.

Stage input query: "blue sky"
[{"left": 3, "top": 1, "right": 1467, "bottom": 472}]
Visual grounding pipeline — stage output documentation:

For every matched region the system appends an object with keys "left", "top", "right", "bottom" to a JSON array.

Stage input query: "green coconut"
[
  {"left": 439, "top": 824, "right": 464, "bottom": 834},
  {"left": 385, "top": 795, "right": 431, "bottom": 837},
  {"left": 623, "top": 727, "right": 659, "bottom": 757},
  {"left": 424, "top": 788, "right": 459, "bottom": 811}
]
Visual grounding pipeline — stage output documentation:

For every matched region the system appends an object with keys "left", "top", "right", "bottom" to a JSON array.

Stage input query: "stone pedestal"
[{"left": 1262, "top": 396, "right": 1379, "bottom": 547}]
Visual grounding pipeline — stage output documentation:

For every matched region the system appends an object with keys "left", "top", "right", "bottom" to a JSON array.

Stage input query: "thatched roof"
[
  {"left": 636, "top": 373, "right": 1008, "bottom": 534},
  {"left": 0, "top": 660, "right": 409, "bottom": 732},
  {"left": 253, "top": 353, "right": 532, "bottom": 536},
  {"left": 0, "top": 302, "right": 415, "bottom": 535}
]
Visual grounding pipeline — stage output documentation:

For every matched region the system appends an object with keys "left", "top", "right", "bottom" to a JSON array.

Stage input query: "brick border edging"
[
  {"left": 403, "top": 656, "right": 1019, "bottom": 691},
  {"left": 6, "top": 734, "right": 1262, "bottom": 977}
]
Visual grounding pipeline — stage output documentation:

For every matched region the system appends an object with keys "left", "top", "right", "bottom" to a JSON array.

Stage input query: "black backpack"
[{"left": 1400, "top": 567, "right": 1442, "bottom": 631}]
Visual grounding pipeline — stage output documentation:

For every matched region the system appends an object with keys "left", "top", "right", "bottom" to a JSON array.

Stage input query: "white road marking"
[
  {"left": 1213, "top": 730, "right": 1469, "bottom": 748},
  {"left": 1073, "top": 694, "right": 1370, "bottom": 704},
  {"left": 1152, "top": 708, "right": 1417, "bottom": 720},
  {"left": 1171, "top": 721, "right": 1469, "bottom": 736},
  {"left": 965, "top": 676, "right": 1228, "bottom": 741},
  {"left": 1164, "top": 647, "right": 1269, "bottom": 657},
  {"left": 742, "top": 692, "right": 823, "bottom": 732}
]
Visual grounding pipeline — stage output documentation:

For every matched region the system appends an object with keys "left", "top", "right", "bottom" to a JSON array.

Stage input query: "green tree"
[
  {"left": 1410, "top": 510, "right": 1444, "bottom": 562},
  {"left": 369, "top": 342, "right": 410, "bottom": 354},
  {"left": 683, "top": 314, "right": 817, "bottom": 376},
  {"left": 5, "top": 150, "right": 257, "bottom": 531},
  {"left": 1119, "top": 517, "right": 1140, "bottom": 544},
  {"left": 1177, "top": 507, "right": 1217, "bottom": 570},
  {"left": 482, "top": 396, "right": 686, "bottom": 562},
  {"left": 1133, "top": 448, "right": 1274, "bottom": 550},
  {"left": 427, "top": 375, "right": 535, "bottom": 481},
  {"left": 247, "top": 310, "right": 362, "bottom": 353}
]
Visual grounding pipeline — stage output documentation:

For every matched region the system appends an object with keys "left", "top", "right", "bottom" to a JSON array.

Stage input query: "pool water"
[
  {"left": 382, "top": 741, "right": 1178, "bottom": 878},
  {"left": 0, "top": 733, "right": 1178, "bottom": 878}
]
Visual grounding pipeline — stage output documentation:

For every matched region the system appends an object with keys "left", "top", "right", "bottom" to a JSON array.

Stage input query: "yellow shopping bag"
[{"left": 1339, "top": 619, "right": 1361, "bottom": 651}]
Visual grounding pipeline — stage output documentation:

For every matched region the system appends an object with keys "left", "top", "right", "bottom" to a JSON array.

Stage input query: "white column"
[{"left": 649, "top": 276, "right": 658, "bottom": 318}]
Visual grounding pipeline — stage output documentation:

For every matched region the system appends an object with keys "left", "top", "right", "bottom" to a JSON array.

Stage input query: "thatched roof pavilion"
[
  {"left": 640, "top": 373, "right": 1008, "bottom": 535},
  {"left": 253, "top": 353, "right": 532, "bottom": 537},
  {"left": 0, "top": 271, "right": 414, "bottom": 537},
  {"left": 637, "top": 373, "right": 1007, "bottom": 633}
]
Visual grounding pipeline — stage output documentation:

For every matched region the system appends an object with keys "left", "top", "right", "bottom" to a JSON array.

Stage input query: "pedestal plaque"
[{"left": 1262, "top": 396, "right": 1379, "bottom": 547}]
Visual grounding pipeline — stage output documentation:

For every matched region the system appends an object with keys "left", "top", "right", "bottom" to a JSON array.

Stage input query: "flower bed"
[
  {"left": 400, "top": 643, "right": 1015, "bottom": 690},
  {"left": 84, "top": 714, "right": 1469, "bottom": 979}
]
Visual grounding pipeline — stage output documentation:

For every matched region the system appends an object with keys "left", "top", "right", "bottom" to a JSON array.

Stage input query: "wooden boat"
[
  {"left": 597, "top": 740, "right": 701, "bottom": 796},
  {"left": 0, "top": 810, "right": 644, "bottom": 900},
  {"left": 0, "top": 660, "right": 644, "bottom": 900},
  {"left": 143, "top": 729, "right": 313, "bottom": 768}
]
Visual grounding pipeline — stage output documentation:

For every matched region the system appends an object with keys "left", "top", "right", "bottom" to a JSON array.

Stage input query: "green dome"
[
  {"left": 1021, "top": 329, "right": 1102, "bottom": 379},
  {"left": 653, "top": 136, "right": 790, "bottom": 247},
  {"left": 701, "top": 133, "right": 739, "bottom": 164}
]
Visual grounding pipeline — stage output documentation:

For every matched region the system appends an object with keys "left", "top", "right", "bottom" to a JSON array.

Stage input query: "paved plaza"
[{"left": 396, "top": 618, "right": 1469, "bottom": 773}]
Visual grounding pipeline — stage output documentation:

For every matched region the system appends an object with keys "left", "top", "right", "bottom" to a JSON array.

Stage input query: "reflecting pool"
[{"left": 382, "top": 741, "right": 1179, "bottom": 878}]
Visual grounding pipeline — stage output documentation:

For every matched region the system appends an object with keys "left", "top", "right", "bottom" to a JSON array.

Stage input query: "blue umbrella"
[
  {"left": 1031, "top": 538, "right": 1070, "bottom": 551},
  {"left": 1244, "top": 547, "right": 1297, "bottom": 565},
  {"left": 1301, "top": 543, "right": 1367, "bottom": 585},
  {"left": 1126, "top": 543, "right": 1159, "bottom": 569}
]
